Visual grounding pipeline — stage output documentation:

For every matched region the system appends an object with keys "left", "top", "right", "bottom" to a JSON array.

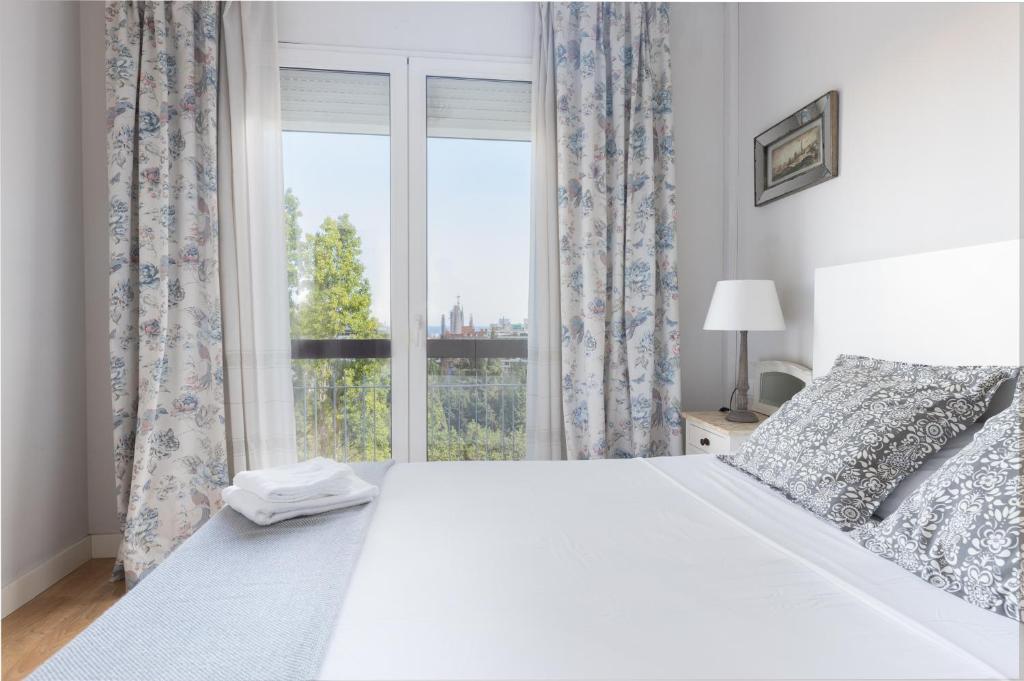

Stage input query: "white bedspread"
[{"left": 318, "top": 457, "right": 1020, "bottom": 679}]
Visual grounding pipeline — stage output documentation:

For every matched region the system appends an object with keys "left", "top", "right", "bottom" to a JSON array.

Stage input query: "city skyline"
[{"left": 433, "top": 295, "right": 527, "bottom": 339}]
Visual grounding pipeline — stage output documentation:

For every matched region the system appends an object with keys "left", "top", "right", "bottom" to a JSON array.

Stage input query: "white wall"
[
  {"left": 278, "top": 2, "right": 534, "bottom": 57},
  {"left": 671, "top": 3, "right": 729, "bottom": 410},
  {"left": 734, "top": 3, "right": 1020, "bottom": 373},
  {"left": 80, "top": 1, "right": 119, "bottom": 535},
  {"left": 1, "top": 0, "right": 89, "bottom": 586}
]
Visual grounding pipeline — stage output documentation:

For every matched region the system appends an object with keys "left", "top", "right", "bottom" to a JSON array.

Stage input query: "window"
[
  {"left": 280, "top": 65, "right": 399, "bottom": 462},
  {"left": 280, "top": 49, "right": 530, "bottom": 463},
  {"left": 424, "top": 77, "right": 531, "bottom": 460}
]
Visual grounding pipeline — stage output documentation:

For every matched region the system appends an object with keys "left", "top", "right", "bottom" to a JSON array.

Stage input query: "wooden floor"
[{"left": 2, "top": 559, "right": 124, "bottom": 681}]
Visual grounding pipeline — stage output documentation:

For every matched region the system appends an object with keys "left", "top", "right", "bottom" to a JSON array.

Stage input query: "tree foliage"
[
  {"left": 285, "top": 190, "right": 525, "bottom": 462},
  {"left": 284, "top": 188, "right": 304, "bottom": 327},
  {"left": 296, "top": 214, "right": 379, "bottom": 340}
]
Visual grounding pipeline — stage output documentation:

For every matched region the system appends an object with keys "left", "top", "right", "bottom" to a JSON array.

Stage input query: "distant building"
[
  {"left": 438, "top": 297, "right": 526, "bottom": 339},
  {"left": 488, "top": 315, "right": 528, "bottom": 338},
  {"left": 442, "top": 296, "right": 487, "bottom": 338},
  {"left": 449, "top": 297, "right": 465, "bottom": 337}
]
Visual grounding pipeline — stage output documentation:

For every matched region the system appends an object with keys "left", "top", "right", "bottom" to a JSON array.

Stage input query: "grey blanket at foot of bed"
[{"left": 29, "top": 461, "right": 393, "bottom": 681}]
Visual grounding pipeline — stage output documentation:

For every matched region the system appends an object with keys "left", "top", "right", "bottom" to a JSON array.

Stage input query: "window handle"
[{"left": 415, "top": 314, "right": 424, "bottom": 347}]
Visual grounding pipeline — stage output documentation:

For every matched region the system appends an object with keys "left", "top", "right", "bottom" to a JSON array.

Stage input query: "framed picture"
[{"left": 754, "top": 90, "right": 838, "bottom": 206}]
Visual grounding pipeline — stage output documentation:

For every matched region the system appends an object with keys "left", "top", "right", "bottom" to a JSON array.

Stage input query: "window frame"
[
  {"left": 278, "top": 46, "right": 531, "bottom": 463},
  {"left": 407, "top": 56, "right": 532, "bottom": 462}
]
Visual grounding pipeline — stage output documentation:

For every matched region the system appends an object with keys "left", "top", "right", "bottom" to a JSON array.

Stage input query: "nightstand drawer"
[
  {"left": 683, "top": 410, "right": 765, "bottom": 456},
  {"left": 685, "top": 423, "right": 729, "bottom": 455}
]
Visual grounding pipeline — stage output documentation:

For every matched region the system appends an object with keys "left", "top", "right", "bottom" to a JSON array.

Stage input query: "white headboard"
[{"left": 813, "top": 240, "right": 1020, "bottom": 377}]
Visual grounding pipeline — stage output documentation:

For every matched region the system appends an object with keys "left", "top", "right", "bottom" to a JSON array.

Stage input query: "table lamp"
[{"left": 703, "top": 280, "right": 786, "bottom": 422}]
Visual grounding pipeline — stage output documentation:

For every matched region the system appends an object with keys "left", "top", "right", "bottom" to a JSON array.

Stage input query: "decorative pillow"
[
  {"left": 852, "top": 379, "right": 1023, "bottom": 620},
  {"left": 719, "top": 355, "right": 1014, "bottom": 529},
  {"left": 873, "top": 421, "right": 984, "bottom": 520}
]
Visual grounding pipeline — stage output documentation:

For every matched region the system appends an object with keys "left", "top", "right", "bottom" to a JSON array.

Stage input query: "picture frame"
[{"left": 754, "top": 90, "right": 839, "bottom": 206}]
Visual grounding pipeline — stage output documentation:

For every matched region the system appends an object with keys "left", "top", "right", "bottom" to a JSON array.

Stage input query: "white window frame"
[
  {"left": 278, "top": 45, "right": 530, "bottom": 463},
  {"left": 407, "top": 56, "right": 531, "bottom": 462}
]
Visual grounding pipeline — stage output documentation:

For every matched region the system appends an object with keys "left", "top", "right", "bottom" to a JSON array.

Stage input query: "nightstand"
[{"left": 683, "top": 410, "right": 766, "bottom": 455}]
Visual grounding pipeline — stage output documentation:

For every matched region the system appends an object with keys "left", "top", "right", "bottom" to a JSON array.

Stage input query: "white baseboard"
[
  {"left": 1, "top": 533, "right": 122, "bottom": 618},
  {"left": 90, "top": 533, "right": 120, "bottom": 559},
  {"left": 1, "top": 537, "right": 92, "bottom": 618}
]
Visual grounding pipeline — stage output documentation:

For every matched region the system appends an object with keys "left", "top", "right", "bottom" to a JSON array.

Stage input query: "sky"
[{"left": 282, "top": 132, "right": 530, "bottom": 334}]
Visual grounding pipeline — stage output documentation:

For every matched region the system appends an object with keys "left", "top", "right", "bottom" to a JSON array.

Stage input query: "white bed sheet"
[{"left": 318, "top": 457, "right": 1020, "bottom": 680}]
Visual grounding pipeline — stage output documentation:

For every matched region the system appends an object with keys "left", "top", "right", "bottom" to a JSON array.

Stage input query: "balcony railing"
[
  {"left": 292, "top": 358, "right": 391, "bottom": 462},
  {"left": 291, "top": 338, "right": 527, "bottom": 462}
]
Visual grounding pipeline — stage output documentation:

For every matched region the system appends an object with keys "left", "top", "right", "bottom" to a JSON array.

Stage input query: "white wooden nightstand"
[{"left": 683, "top": 411, "right": 766, "bottom": 455}]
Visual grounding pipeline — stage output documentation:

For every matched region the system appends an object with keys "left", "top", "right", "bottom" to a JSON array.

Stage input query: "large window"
[
  {"left": 425, "top": 77, "right": 531, "bottom": 460},
  {"left": 280, "top": 50, "right": 530, "bottom": 463},
  {"left": 281, "top": 68, "right": 394, "bottom": 461}
]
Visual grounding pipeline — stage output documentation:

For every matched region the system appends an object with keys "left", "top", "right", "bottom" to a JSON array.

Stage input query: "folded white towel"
[
  {"left": 222, "top": 476, "right": 378, "bottom": 526},
  {"left": 233, "top": 457, "right": 355, "bottom": 503}
]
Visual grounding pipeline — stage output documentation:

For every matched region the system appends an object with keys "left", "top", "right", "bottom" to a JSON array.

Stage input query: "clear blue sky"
[{"left": 282, "top": 132, "right": 530, "bottom": 332}]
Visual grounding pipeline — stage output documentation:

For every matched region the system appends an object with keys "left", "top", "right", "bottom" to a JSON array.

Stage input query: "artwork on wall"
[{"left": 754, "top": 90, "right": 839, "bottom": 206}]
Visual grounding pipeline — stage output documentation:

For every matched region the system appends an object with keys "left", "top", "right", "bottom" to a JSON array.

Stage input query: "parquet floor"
[{"left": 2, "top": 559, "right": 124, "bottom": 681}]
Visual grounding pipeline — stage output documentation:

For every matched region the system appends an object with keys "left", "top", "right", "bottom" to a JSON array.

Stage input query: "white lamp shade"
[{"left": 703, "top": 280, "right": 786, "bottom": 331}]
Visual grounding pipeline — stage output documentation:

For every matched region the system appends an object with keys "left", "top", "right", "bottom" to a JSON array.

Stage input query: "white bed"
[
  {"left": 318, "top": 240, "right": 1021, "bottom": 680},
  {"left": 318, "top": 457, "right": 1018, "bottom": 679}
]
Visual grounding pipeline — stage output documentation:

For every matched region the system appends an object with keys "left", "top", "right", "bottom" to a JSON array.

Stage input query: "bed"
[
  {"left": 32, "top": 240, "right": 1022, "bottom": 680},
  {"left": 319, "top": 456, "right": 1018, "bottom": 679}
]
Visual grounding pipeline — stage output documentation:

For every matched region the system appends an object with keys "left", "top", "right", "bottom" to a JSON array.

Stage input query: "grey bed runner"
[{"left": 29, "top": 461, "right": 393, "bottom": 681}]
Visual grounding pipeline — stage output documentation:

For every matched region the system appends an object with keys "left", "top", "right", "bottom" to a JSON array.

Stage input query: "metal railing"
[
  {"left": 427, "top": 360, "right": 526, "bottom": 461},
  {"left": 292, "top": 357, "right": 392, "bottom": 462},
  {"left": 291, "top": 338, "right": 527, "bottom": 462}
]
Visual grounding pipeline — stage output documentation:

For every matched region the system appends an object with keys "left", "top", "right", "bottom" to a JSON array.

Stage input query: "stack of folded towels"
[{"left": 222, "top": 457, "right": 379, "bottom": 526}]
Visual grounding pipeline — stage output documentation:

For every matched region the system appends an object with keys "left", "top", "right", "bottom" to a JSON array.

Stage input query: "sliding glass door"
[
  {"left": 421, "top": 75, "right": 531, "bottom": 461},
  {"left": 280, "top": 67, "right": 395, "bottom": 461},
  {"left": 279, "top": 49, "right": 529, "bottom": 462}
]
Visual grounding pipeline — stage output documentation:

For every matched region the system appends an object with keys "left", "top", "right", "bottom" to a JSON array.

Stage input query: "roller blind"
[
  {"left": 281, "top": 68, "right": 390, "bottom": 135},
  {"left": 280, "top": 68, "right": 531, "bottom": 142},
  {"left": 427, "top": 77, "right": 531, "bottom": 142}
]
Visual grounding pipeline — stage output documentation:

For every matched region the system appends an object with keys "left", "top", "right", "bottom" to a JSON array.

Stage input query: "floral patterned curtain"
[
  {"left": 553, "top": 3, "right": 682, "bottom": 459},
  {"left": 106, "top": 1, "right": 227, "bottom": 586}
]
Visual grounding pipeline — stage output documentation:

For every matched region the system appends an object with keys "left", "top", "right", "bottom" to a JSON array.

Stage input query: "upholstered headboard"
[{"left": 813, "top": 240, "right": 1020, "bottom": 377}]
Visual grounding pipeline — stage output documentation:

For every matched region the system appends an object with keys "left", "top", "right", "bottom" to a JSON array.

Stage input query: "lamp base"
[
  {"left": 728, "top": 330, "right": 758, "bottom": 424},
  {"left": 726, "top": 409, "right": 759, "bottom": 423}
]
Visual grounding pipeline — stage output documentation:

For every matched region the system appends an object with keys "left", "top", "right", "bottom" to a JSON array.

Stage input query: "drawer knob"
[{"left": 700, "top": 437, "right": 710, "bottom": 447}]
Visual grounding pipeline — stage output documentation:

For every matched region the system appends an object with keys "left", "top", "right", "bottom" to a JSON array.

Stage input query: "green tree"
[
  {"left": 286, "top": 192, "right": 390, "bottom": 461},
  {"left": 284, "top": 188, "right": 305, "bottom": 328},
  {"left": 296, "top": 213, "right": 379, "bottom": 340}
]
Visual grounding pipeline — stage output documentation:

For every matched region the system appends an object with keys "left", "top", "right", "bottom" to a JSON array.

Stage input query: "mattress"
[{"left": 318, "top": 456, "right": 1020, "bottom": 679}]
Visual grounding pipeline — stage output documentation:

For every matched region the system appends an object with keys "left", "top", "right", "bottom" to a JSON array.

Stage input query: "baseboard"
[
  {"left": 1, "top": 537, "right": 92, "bottom": 617},
  {"left": 90, "top": 533, "right": 120, "bottom": 559},
  {"left": 1, "top": 533, "right": 122, "bottom": 618}
]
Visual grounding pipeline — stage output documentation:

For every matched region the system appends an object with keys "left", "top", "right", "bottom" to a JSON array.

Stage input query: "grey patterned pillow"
[
  {"left": 852, "top": 378, "right": 1022, "bottom": 620},
  {"left": 720, "top": 355, "right": 1014, "bottom": 529}
]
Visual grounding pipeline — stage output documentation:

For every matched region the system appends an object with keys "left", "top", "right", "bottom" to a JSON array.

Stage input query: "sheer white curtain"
[
  {"left": 218, "top": 2, "right": 297, "bottom": 473},
  {"left": 526, "top": 3, "right": 566, "bottom": 460}
]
